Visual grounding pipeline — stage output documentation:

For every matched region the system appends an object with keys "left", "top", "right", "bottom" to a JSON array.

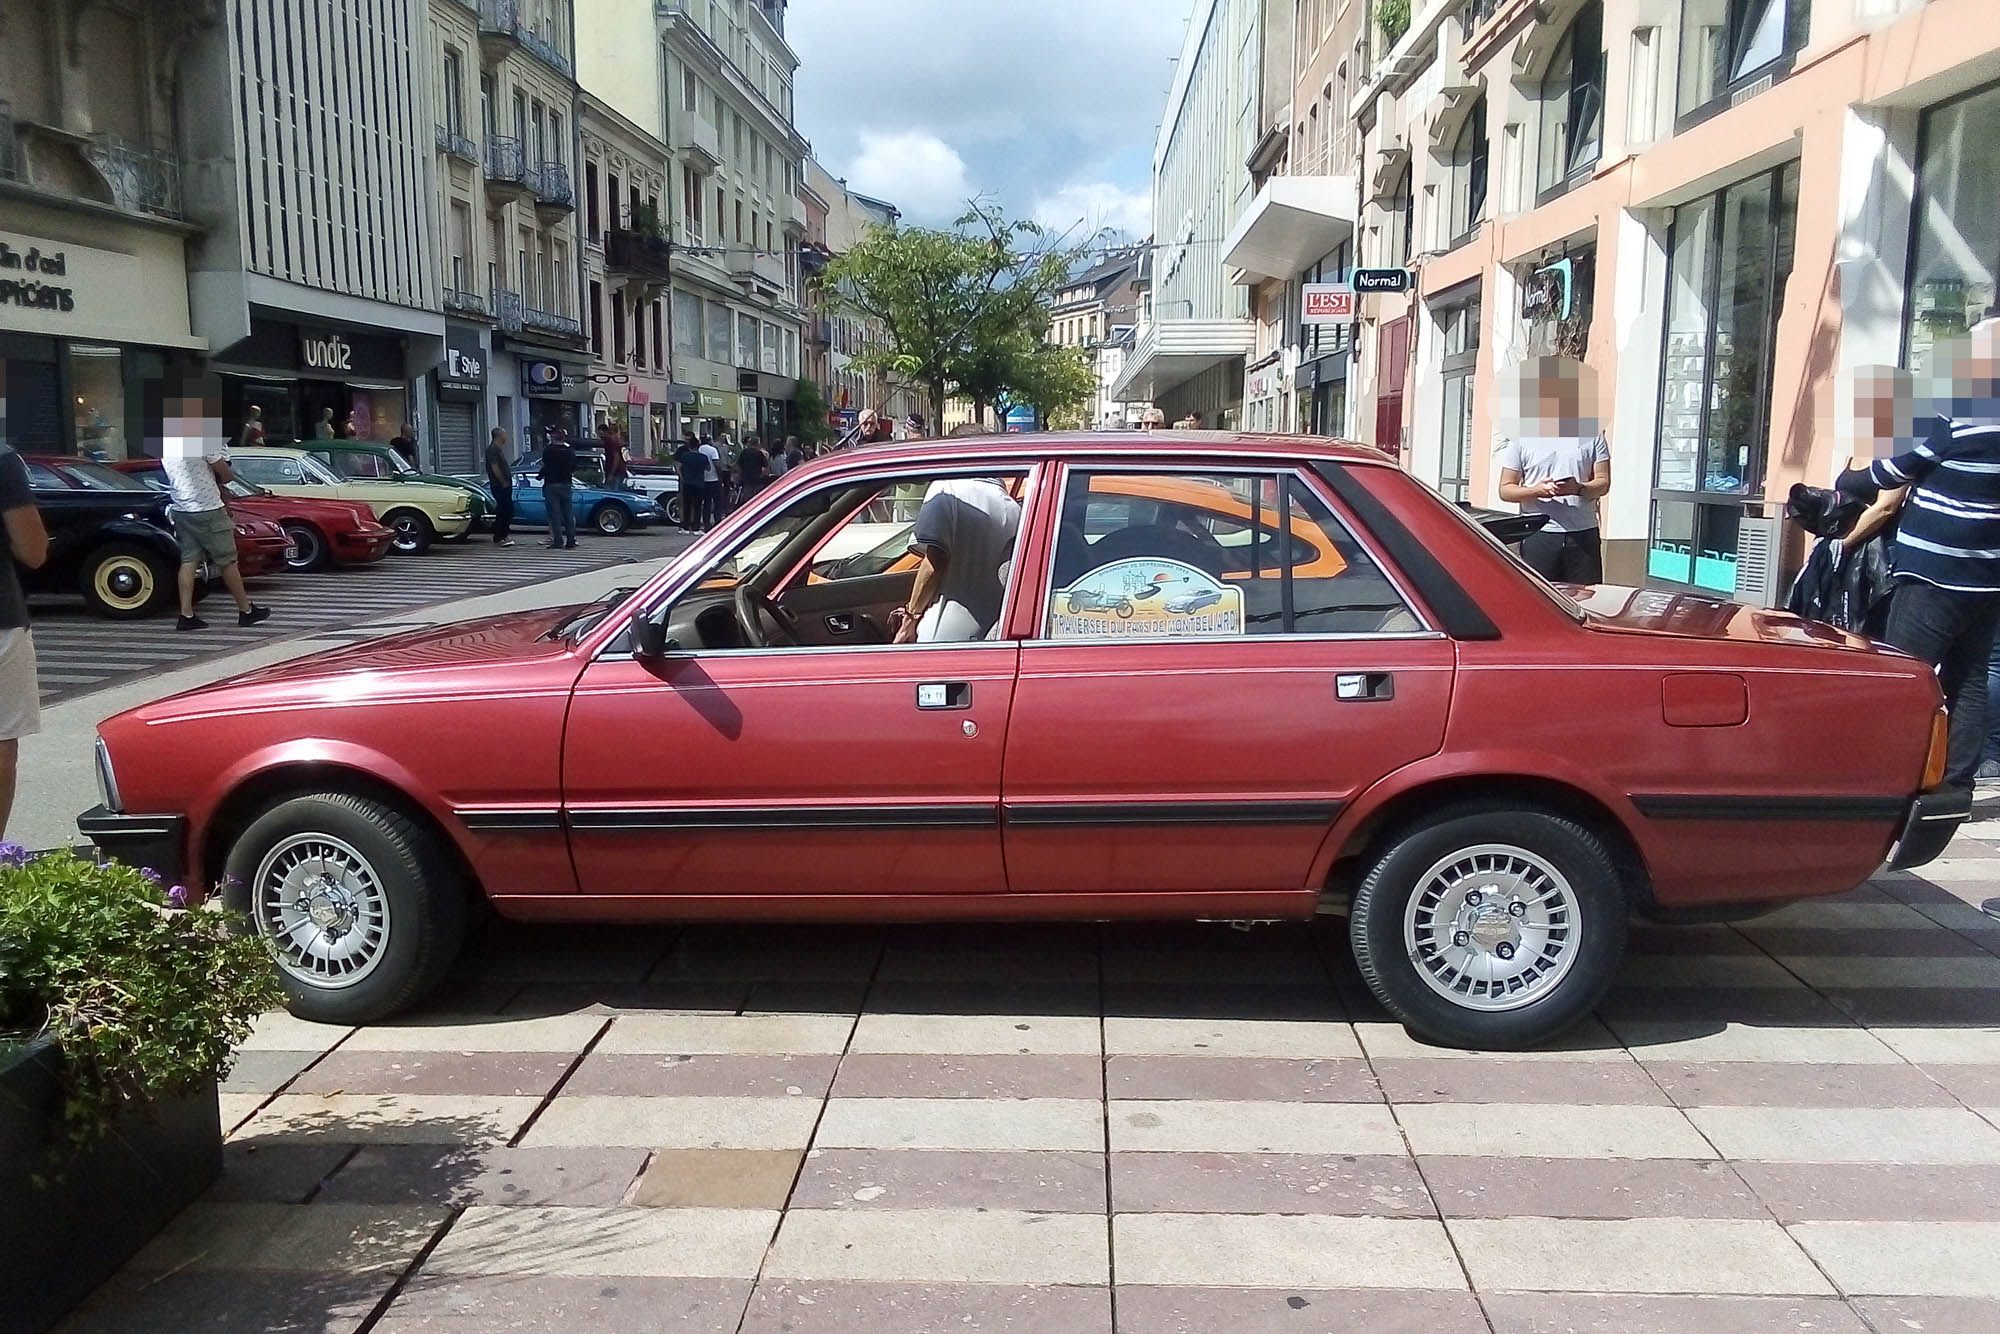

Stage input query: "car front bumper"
[
  {"left": 1886, "top": 786, "right": 1972, "bottom": 870},
  {"left": 77, "top": 804, "right": 187, "bottom": 883}
]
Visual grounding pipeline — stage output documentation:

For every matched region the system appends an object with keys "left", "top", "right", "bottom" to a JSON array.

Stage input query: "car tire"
[
  {"left": 78, "top": 541, "right": 174, "bottom": 619},
  {"left": 282, "top": 522, "right": 330, "bottom": 572},
  {"left": 664, "top": 496, "right": 683, "bottom": 526},
  {"left": 385, "top": 509, "right": 434, "bottom": 555},
  {"left": 223, "top": 792, "right": 468, "bottom": 1026},
  {"left": 593, "top": 503, "right": 630, "bottom": 535},
  {"left": 1350, "top": 804, "right": 1627, "bottom": 1051}
]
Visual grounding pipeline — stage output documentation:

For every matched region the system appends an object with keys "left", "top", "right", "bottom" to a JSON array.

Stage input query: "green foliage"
[
  {"left": 793, "top": 378, "right": 833, "bottom": 445},
  {"left": 0, "top": 849, "right": 282, "bottom": 1153},
  {"left": 1010, "top": 344, "right": 1098, "bottom": 430},
  {"left": 1377, "top": 0, "right": 1411, "bottom": 42},
  {"left": 629, "top": 200, "right": 664, "bottom": 240}
]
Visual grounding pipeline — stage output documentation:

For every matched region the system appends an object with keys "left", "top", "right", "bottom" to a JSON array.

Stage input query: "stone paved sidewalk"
[{"left": 57, "top": 819, "right": 2000, "bottom": 1333}]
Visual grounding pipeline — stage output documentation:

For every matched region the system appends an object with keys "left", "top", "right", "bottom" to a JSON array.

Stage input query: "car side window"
[
  {"left": 238, "top": 457, "right": 306, "bottom": 486},
  {"left": 23, "top": 462, "right": 65, "bottom": 489},
  {"left": 1044, "top": 471, "right": 1422, "bottom": 639}
]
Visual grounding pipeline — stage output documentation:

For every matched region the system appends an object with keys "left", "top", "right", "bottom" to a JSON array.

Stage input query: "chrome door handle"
[
  {"left": 1336, "top": 672, "right": 1394, "bottom": 702},
  {"left": 917, "top": 682, "right": 971, "bottom": 710}
]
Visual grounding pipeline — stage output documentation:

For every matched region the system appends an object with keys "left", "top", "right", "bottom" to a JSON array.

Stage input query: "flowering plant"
[{"left": 0, "top": 846, "right": 282, "bottom": 1153}]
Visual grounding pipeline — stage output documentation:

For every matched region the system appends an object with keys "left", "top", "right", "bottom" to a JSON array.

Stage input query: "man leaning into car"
[{"left": 889, "top": 477, "right": 1021, "bottom": 644}]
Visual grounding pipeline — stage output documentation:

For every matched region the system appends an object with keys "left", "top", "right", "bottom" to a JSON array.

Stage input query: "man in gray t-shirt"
[{"left": 890, "top": 478, "right": 1021, "bottom": 643}]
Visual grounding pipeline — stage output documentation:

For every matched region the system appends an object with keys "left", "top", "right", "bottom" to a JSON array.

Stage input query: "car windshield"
[
  {"left": 297, "top": 455, "right": 343, "bottom": 485},
  {"left": 224, "top": 479, "right": 264, "bottom": 499},
  {"left": 547, "top": 586, "right": 642, "bottom": 642},
  {"left": 61, "top": 462, "right": 153, "bottom": 492}
]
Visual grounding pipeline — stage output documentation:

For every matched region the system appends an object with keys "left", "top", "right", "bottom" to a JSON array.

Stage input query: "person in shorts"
[
  {"left": 161, "top": 386, "right": 271, "bottom": 632},
  {"left": 0, "top": 439, "right": 49, "bottom": 836}
]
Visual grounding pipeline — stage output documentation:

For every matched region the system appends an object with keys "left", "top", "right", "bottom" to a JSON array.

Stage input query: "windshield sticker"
[{"left": 1049, "top": 558, "right": 1244, "bottom": 638}]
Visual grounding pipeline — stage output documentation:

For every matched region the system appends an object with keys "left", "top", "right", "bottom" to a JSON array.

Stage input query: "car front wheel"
[
  {"left": 223, "top": 792, "right": 467, "bottom": 1025},
  {"left": 79, "top": 541, "right": 174, "bottom": 619},
  {"left": 1350, "top": 805, "right": 1627, "bottom": 1050},
  {"left": 282, "top": 522, "right": 329, "bottom": 572},
  {"left": 593, "top": 503, "right": 630, "bottom": 534},
  {"left": 385, "top": 510, "right": 434, "bottom": 555}
]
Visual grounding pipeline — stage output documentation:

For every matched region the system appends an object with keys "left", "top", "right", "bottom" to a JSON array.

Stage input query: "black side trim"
[
  {"left": 1632, "top": 794, "right": 1907, "bottom": 822},
  {"left": 1888, "top": 786, "right": 1972, "bottom": 870},
  {"left": 1311, "top": 461, "right": 1502, "bottom": 641},
  {"left": 1005, "top": 800, "right": 1342, "bottom": 827},
  {"left": 568, "top": 805, "right": 998, "bottom": 831},
  {"left": 457, "top": 809, "right": 565, "bottom": 832},
  {"left": 76, "top": 804, "right": 186, "bottom": 881}
]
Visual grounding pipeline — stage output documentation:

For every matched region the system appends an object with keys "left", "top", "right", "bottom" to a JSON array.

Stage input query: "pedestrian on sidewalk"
[
  {"left": 738, "top": 434, "right": 770, "bottom": 504},
  {"left": 604, "top": 428, "right": 628, "bottom": 490},
  {"left": 540, "top": 429, "right": 578, "bottom": 550},
  {"left": 161, "top": 384, "right": 271, "bottom": 633},
  {"left": 698, "top": 433, "right": 723, "bottom": 529},
  {"left": 485, "top": 427, "right": 516, "bottom": 547},
  {"left": 675, "top": 432, "right": 706, "bottom": 532},
  {"left": 0, "top": 436, "right": 49, "bottom": 838},
  {"left": 1496, "top": 356, "right": 1612, "bottom": 584},
  {"left": 1837, "top": 321, "right": 2000, "bottom": 790},
  {"left": 784, "top": 435, "right": 805, "bottom": 473},
  {"left": 390, "top": 422, "right": 419, "bottom": 467}
]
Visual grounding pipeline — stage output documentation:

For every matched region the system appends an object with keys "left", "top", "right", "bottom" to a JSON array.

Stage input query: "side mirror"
[{"left": 631, "top": 615, "right": 674, "bottom": 659}]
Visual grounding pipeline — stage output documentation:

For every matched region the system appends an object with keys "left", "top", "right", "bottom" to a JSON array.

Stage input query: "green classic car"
[{"left": 302, "top": 439, "right": 491, "bottom": 538}]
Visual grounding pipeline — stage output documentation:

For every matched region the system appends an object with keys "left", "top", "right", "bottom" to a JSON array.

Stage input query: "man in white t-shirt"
[
  {"left": 161, "top": 389, "right": 270, "bottom": 631},
  {"left": 1496, "top": 356, "right": 1612, "bottom": 584},
  {"left": 890, "top": 478, "right": 1021, "bottom": 643},
  {"left": 697, "top": 435, "right": 723, "bottom": 528}
]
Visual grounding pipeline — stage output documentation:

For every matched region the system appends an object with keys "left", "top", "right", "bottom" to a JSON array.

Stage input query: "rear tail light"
[{"left": 1922, "top": 708, "right": 1950, "bottom": 790}]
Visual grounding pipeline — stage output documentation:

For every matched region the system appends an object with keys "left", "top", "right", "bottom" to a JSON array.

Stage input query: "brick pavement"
[{"left": 58, "top": 816, "right": 2000, "bottom": 1333}]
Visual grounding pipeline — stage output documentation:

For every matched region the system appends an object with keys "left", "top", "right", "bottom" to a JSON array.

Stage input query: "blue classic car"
[{"left": 498, "top": 472, "right": 663, "bottom": 534}]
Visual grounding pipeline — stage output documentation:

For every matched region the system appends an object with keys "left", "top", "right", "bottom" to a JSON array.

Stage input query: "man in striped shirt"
[{"left": 1837, "top": 323, "right": 2000, "bottom": 790}]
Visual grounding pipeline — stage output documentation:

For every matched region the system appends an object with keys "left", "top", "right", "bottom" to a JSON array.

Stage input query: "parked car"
[
  {"left": 115, "top": 459, "right": 396, "bottom": 572},
  {"left": 621, "top": 462, "right": 683, "bottom": 526},
  {"left": 226, "top": 447, "right": 473, "bottom": 553},
  {"left": 32, "top": 456, "right": 290, "bottom": 580},
  {"left": 14, "top": 459, "right": 187, "bottom": 619},
  {"left": 300, "top": 439, "right": 492, "bottom": 537},
  {"left": 463, "top": 471, "right": 662, "bottom": 535},
  {"left": 81, "top": 435, "right": 1960, "bottom": 1048}
]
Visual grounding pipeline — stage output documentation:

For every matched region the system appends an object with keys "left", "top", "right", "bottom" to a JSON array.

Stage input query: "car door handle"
[
  {"left": 825, "top": 613, "right": 855, "bottom": 634},
  {"left": 917, "top": 681, "right": 972, "bottom": 710},
  {"left": 1335, "top": 672, "right": 1395, "bottom": 702}
]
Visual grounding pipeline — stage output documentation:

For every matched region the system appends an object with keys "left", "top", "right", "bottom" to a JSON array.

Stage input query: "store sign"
[
  {"left": 301, "top": 329, "right": 356, "bottom": 373},
  {"left": 1352, "top": 267, "right": 1414, "bottom": 294},
  {"left": 1302, "top": 283, "right": 1355, "bottom": 326},
  {"left": 0, "top": 231, "right": 162, "bottom": 343},
  {"left": 0, "top": 240, "right": 74, "bottom": 312},
  {"left": 664, "top": 385, "right": 697, "bottom": 405},
  {"left": 439, "top": 326, "right": 487, "bottom": 394},
  {"left": 694, "top": 387, "right": 735, "bottom": 417},
  {"left": 523, "top": 359, "right": 565, "bottom": 397}
]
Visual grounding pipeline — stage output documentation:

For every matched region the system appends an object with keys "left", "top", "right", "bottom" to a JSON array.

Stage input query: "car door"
[
  {"left": 511, "top": 472, "right": 547, "bottom": 523},
  {"left": 1001, "top": 464, "right": 1455, "bottom": 908},
  {"left": 560, "top": 464, "right": 1036, "bottom": 905}
]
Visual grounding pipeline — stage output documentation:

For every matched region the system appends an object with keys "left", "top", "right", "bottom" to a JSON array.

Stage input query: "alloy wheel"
[
  {"left": 252, "top": 833, "right": 392, "bottom": 989},
  {"left": 1402, "top": 842, "right": 1580, "bottom": 1011}
]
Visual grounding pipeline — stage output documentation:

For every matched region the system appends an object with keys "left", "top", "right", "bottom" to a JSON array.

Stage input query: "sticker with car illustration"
[{"left": 1048, "top": 558, "right": 1245, "bottom": 638}]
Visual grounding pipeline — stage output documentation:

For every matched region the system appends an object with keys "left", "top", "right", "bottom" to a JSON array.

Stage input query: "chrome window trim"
[
  {"left": 94, "top": 736, "right": 123, "bottom": 813},
  {"left": 1018, "top": 630, "right": 1450, "bottom": 650}
]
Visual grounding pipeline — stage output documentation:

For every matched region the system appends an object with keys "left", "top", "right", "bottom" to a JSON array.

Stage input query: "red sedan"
[
  {"left": 79, "top": 435, "right": 1959, "bottom": 1048},
  {"left": 114, "top": 459, "right": 394, "bottom": 571},
  {"left": 32, "top": 456, "right": 290, "bottom": 577}
]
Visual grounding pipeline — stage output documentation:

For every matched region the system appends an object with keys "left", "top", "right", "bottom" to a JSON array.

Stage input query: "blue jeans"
[
  {"left": 546, "top": 483, "right": 575, "bottom": 545},
  {"left": 1882, "top": 579, "right": 2000, "bottom": 787},
  {"left": 1986, "top": 632, "right": 2000, "bottom": 767}
]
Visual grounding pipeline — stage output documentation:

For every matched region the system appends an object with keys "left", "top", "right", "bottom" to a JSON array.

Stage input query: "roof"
[{"left": 835, "top": 431, "right": 1394, "bottom": 468}]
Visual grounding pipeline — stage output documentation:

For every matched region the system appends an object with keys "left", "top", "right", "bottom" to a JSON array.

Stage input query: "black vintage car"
[{"left": 16, "top": 455, "right": 187, "bottom": 618}]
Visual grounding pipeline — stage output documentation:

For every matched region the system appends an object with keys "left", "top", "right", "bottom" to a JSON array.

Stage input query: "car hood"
[{"left": 1570, "top": 584, "right": 1899, "bottom": 654}]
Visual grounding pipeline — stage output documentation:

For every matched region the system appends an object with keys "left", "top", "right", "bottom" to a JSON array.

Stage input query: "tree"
[
  {"left": 792, "top": 379, "right": 832, "bottom": 446},
  {"left": 822, "top": 204, "right": 1080, "bottom": 431},
  {"left": 1009, "top": 344, "right": 1097, "bottom": 430}
]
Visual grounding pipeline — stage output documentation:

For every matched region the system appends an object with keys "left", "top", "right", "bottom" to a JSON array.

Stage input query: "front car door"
[
  {"left": 560, "top": 463, "right": 1039, "bottom": 912},
  {"left": 1001, "top": 462, "right": 1456, "bottom": 915}
]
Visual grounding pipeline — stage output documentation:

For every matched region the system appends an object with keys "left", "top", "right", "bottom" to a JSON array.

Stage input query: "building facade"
[
  {"left": 806, "top": 157, "right": 914, "bottom": 431},
  {"left": 0, "top": 0, "right": 213, "bottom": 460},
  {"left": 1048, "top": 246, "right": 1151, "bottom": 428},
  {"left": 578, "top": 92, "right": 671, "bottom": 458}
]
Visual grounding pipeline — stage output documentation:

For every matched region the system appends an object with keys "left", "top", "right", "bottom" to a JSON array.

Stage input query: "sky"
[{"left": 786, "top": 0, "right": 1190, "bottom": 242}]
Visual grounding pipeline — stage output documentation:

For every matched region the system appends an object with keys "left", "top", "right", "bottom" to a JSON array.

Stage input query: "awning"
[
  {"left": 1107, "top": 319, "right": 1256, "bottom": 402},
  {"left": 1221, "top": 175, "right": 1359, "bottom": 285}
]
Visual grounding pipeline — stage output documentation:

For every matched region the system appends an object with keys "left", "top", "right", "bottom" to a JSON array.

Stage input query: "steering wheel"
[{"left": 733, "top": 582, "right": 801, "bottom": 648}]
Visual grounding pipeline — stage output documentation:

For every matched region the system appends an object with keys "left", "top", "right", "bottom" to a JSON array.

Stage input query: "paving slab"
[
  {"left": 737, "top": 1280, "right": 1111, "bottom": 1334},
  {"left": 372, "top": 1274, "right": 751, "bottom": 1334},
  {"left": 763, "top": 1209, "right": 1108, "bottom": 1285},
  {"left": 1479, "top": 1292, "right": 1870, "bottom": 1334},
  {"left": 1788, "top": 1221, "right": 2000, "bottom": 1297},
  {"left": 317, "top": 1145, "right": 651, "bottom": 1207},
  {"left": 232, "top": 1093, "right": 541, "bottom": 1145},
  {"left": 1446, "top": 1216, "right": 1831, "bottom": 1295},
  {"left": 1112, "top": 1214, "right": 1463, "bottom": 1289},
  {"left": 789, "top": 1148, "right": 1104, "bottom": 1212},
  {"left": 1393, "top": 1102, "right": 1715, "bottom": 1159},
  {"left": 520, "top": 1094, "right": 823, "bottom": 1149},
  {"left": 1106, "top": 1098, "right": 1403, "bottom": 1155},
  {"left": 419, "top": 1205, "right": 779, "bottom": 1278},
  {"left": 812, "top": 1096, "right": 1104, "bottom": 1152},
  {"left": 1109, "top": 1151, "right": 1432, "bottom": 1216}
]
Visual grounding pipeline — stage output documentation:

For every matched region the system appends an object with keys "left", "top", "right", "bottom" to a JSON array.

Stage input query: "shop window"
[
  {"left": 1676, "top": 0, "right": 1811, "bottom": 126},
  {"left": 1435, "top": 298, "right": 1480, "bottom": 502},
  {"left": 1448, "top": 97, "right": 1489, "bottom": 247},
  {"left": 69, "top": 344, "right": 127, "bottom": 460},
  {"left": 1383, "top": 164, "right": 1414, "bottom": 269},
  {"left": 1905, "top": 80, "right": 2000, "bottom": 372},
  {"left": 707, "top": 300, "right": 732, "bottom": 363},
  {"left": 737, "top": 313, "right": 758, "bottom": 369},
  {"left": 1535, "top": 2, "right": 1604, "bottom": 201},
  {"left": 1651, "top": 161, "right": 1800, "bottom": 594},
  {"left": 1042, "top": 472, "right": 1421, "bottom": 640}
]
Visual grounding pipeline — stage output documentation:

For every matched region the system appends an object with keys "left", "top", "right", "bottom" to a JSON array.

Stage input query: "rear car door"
[{"left": 1001, "top": 464, "right": 1455, "bottom": 910}]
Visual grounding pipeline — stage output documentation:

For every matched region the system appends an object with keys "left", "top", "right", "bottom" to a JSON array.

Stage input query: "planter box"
[{"left": 0, "top": 1038, "right": 222, "bottom": 1334}]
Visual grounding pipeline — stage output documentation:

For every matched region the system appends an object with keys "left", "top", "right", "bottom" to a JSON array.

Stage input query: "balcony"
[
  {"left": 81, "top": 134, "right": 182, "bottom": 220},
  {"left": 1108, "top": 319, "right": 1256, "bottom": 403},
  {"left": 484, "top": 137, "right": 531, "bottom": 199},
  {"left": 780, "top": 193, "right": 807, "bottom": 235},
  {"left": 808, "top": 315, "right": 832, "bottom": 348},
  {"left": 606, "top": 228, "right": 673, "bottom": 282},
  {"left": 728, "top": 246, "right": 788, "bottom": 294},
  {"left": 679, "top": 115, "right": 721, "bottom": 174},
  {"left": 530, "top": 161, "right": 573, "bottom": 217},
  {"left": 494, "top": 288, "right": 524, "bottom": 334},
  {"left": 435, "top": 123, "right": 478, "bottom": 163},
  {"left": 476, "top": 0, "right": 574, "bottom": 79},
  {"left": 1220, "top": 174, "right": 1358, "bottom": 284},
  {"left": 442, "top": 286, "right": 487, "bottom": 316},
  {"left": 0, "top": 101, "right": 16, "bottom": 183},
  {"left": 522, "top": 304, "right": 582, "bottom": 340}
]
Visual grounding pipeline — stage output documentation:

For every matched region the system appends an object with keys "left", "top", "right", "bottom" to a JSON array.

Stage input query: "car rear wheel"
[
  {"left": 1350, "top": 805, "right": 1626, "bottom": 1050},
  {"left": 281, "top": 522, "right": 330, "bottom": 572},
  {"left": 223, "top": 793, "right": 467, "bottom": 1025},
  {"left": 385, "top": 509, "right": 434, "bottom": 555},
  {"left": 593, "top": 503, "right": 630, "bottom": 534},
  {"left": 78, "top": 542, "right": 174, "bottom": 619},
  {"left": 664, "top": 495, "right": 683, "bottom": 526}
]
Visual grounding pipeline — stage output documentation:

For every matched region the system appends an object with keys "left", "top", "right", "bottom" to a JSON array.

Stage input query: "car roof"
[
  {"left": 841, "top": 431, "right": 1396, "bottom": 468},
  {"left": 233, "top": 445, "right": 309, "bottom": 456}
]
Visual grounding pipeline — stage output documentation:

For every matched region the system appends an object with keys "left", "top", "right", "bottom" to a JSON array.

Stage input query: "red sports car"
[
  {"left": 115, "top": 458, "right": 395, "bottom": 571},
  {"left": 79, "top": 435, "right": 1960, "bottom": 1049},
  {"left": 32, "top": 456, "right": 291, "bottom": 578}
]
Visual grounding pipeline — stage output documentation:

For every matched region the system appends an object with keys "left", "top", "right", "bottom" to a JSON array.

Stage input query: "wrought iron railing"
[
  {"left": 606, "top": 228, "right": 672, "bottom": 280},
  {"left": 529, "top": 160, "right": 573, "bottom": 209},
  {"left": 0, "top": 100, "right": 16, "bottom": 183},
  {"left": 435, "top": 124, "right": 478, "bottom": 161},
  {"left": 494, "top": 287, "right": 524, "bottom": 334},
  {"left": 484, "top": 135, "right": 527, "bottom": 186},
  {"left": 443, "top": 286, "right": 486, "bottom": 315},
  {"left": 522, "top": 305, "right": 582, "bottom": 338},
  {"left": 83, "top": 134, "right": 182, "bottom": 219},
  {"left": 1459, "top": 0, "right": 1500, "bottom": 40},
  {"left": 476, "top": 0, "right": 574, "bottom": 78}
]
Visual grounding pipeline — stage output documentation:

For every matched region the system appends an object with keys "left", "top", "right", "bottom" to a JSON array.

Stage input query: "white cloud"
[
  {"left": 842, "top": 129, "right": 974, "bottom": 222},
  {"left": 1033, "top": 182, "right": 1153, "bottom": 242}
]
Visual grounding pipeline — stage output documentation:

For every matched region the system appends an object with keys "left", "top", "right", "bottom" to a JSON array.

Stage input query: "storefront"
[
  {"left": 1242, "top": 355, "right": 1284, "bottom": 434},
  {"left": 1905, "top": 78, "right": 2000, "bottom": 371},
  {"left": 432, "top": 323, "right": 488, "bottom": 475},
  {"left": 689, "top": 386, "right": 750, "bottom": 442},
  {"left": 1297, "top": 245, "right": 1352, "bottom": 437},
  {"left": 516, "top": 354, "right": 590, "bottom": 450},
  {"left": 211, "top": 317, "right": 412, "bottom": 447},
  {"left": 1649, "top": 160, "right": 1800, "bottom": 594},
  {"left": 0, "top": 213, "right": 205, "bottom": 459}
]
